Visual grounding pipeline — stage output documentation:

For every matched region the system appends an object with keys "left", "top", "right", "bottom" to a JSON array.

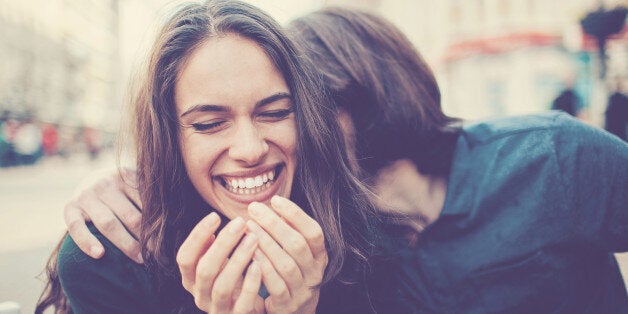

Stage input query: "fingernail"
[
  {"left": 206, "top": 212, "right": 219, "bottom": 226},
  {"left": 248, "top": 202, "right": 263, "bottom": 216},
  {"left": 228, "top": 217, "right": 245, "bottom": 233},
  {"left": 90, "top": 246, "right": 104, "bottom": 258},
  {"left": 242, "top": 233, "right": 258, "bottom": 249},
  {"left": 271, "top": 195, "right": 286, "bottom": 207}
]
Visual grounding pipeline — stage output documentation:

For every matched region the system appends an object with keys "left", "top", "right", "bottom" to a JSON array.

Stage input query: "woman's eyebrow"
[
  {"left": 256, "top": 92, "right": 291, "bottom": 108},
  {"left": 179, "top": 104, "right": 228, "bottom": 118},
  {"left": 179, "top": 92, "right": 291, "bottom": 118}
]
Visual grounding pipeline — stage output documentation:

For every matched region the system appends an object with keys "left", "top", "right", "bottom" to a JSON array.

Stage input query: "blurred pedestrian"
[
  {"left": 41, "top": 123, "right": 59, "bottom": 156},
  {"left": 605, "top": 80, "right": 628, "bottom": 141},
  {"left": 0, "top": 114, "right": 19, "bottom": 167},
  {"left": 0, "top": 111, "right": 11, "bottom": 167},
  {"left": 13, "top": 117, "right": 42, "bottom": 165},
  {"left": 551, "top": 85, "right": 582, "bottom": 117}
]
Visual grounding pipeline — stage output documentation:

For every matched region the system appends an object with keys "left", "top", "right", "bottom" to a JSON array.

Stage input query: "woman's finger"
[
  {"left": 248, "top": 202, "right": 313, "bottom": 263},
  {"left": 269, "top": 196, "right": 326, "bottom": 259},
  {"left": 232, "top": 261, "right": 263, "bottom": 314},
  {"left": 194, "top": 217, "right": 247, "bottom": 301},
  {"left": 246, "top": 220, "right": 303, "bottom": 290},
  {"left": 253, "top": 249, "right": 292, "bottom": 307},
  {"left": 211, "top": 233, "right": 259, "bottom": 309},
  {"left": 269, "top": 196, "right": 328, "bottom": 282},
  {"left": 176, "top": 212, "right": 220, "bottom": 290},
  {"left": 249, "top": 202, "right": 321, "bottom": 282}
]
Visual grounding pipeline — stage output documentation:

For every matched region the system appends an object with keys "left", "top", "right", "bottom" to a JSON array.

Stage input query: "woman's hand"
[
  {"left": 64, "top": 167, "right": 144, "bottom": 263},
  {"left": 177, "top": 213, "right": 265, "bottom": 313},
  {"left": 247, "top": 196, "right": 328, "bottom": 314}
]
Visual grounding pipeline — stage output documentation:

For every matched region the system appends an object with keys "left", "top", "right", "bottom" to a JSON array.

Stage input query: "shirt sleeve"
[
  {"left": 57, "top": 227, "right": 158, "bottom": 314},
  {"left": 553, "top": 113, "right": 628, "bottom": 252}
]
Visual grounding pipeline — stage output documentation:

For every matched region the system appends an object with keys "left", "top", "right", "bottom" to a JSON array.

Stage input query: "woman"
[
  {"left": 59, "top": 6, "right": 628, "bottom": 314},
  {"left": 36, "top": 1, "right": 379, "bottom": 313}
]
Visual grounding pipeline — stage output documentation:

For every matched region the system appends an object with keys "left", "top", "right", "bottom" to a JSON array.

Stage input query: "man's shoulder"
[{"left": 464, "top": 111, "right": 559, "bottom": 136}]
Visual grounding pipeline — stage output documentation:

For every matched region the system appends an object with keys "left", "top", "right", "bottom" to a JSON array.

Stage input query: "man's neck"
[{"left": 373, "top": 159, "right": 446, "bottom": 231}]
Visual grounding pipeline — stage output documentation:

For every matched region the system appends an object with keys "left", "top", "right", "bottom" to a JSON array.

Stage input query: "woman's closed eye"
[
  {"left": 258, "top": 108, "right": 293, "bottom": 121},
  {"left": 186, "top": 108, "right": 292, "bottom": 133},
  {"left": 191, "top": 120, "right": 227, "bottom": 133}
]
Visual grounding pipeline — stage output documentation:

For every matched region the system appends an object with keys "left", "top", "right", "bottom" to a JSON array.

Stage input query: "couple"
[{"left": 38, "top": 1, "right": 628, "bottom": 313}]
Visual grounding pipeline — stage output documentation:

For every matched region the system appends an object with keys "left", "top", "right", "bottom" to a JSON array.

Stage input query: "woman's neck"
[{"left": 373, "top": 159, "right": 446, "bottom": 232}]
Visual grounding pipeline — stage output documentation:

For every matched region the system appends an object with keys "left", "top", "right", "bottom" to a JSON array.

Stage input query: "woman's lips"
[
  {"left": 217, "top": 164, "right": 284, "bottom": 202},
  {"left": 222, "top": 168, "right": 276, "bottom": 192}
]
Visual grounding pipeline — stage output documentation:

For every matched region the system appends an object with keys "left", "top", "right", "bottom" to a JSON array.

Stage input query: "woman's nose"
[{"left": 228, "top": 121, "right": 269, "bottom": 166}]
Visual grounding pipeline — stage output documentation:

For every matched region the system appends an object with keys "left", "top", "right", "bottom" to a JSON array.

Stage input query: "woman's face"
[{"left": 175, "top": 35, "right": 297, "bottom": 220}]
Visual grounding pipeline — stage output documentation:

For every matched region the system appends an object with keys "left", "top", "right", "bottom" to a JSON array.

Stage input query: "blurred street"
[
  {"left": 0, "top": 151, "right": 116, "bottom": 314},
  {"left": 0, "top": 151, "right": 627, "bottom": 313}
]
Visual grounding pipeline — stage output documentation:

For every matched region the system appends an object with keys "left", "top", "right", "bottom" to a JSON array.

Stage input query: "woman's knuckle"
[
  {"left": 308, "top": 225, "right": 324, "bottom": 243},
  {"left": 286, "top": 237, "right": 306, "bottom": 253},
  {"left": 193, "top": 295, "right": 209, "bottom": 312},
  {"left": 277, "top": 261, "right": 297, "bottom": 276},
  {"left": 197, "top": 266, "right": 217, "bottom": 282},
  {"left": 211, "top": 283, "right": 230, "bottom": 300},
  {"left": 175, "top": 251, "right": 188, "bottom": 267}
]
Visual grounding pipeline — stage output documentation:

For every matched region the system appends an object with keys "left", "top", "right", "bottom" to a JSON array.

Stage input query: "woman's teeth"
[{"left": 224, "top": 169, "right": 275, "bottom": 194}]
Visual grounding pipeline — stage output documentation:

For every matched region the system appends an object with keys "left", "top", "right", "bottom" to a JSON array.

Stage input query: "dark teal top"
[
  {"left": 57, "top": 228, "right": 374, "bottom": 314},
  {"left": 374, "top": 112, "right": 628, "bottom": 313},
  {"left": 57, "top": 228, "right": 164, "bottom": 314}
]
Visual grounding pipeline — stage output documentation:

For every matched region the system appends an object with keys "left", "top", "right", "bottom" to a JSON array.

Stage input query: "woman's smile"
[
  {"left": 220, "top": 164, "right": 280, "bottom": 193},
  {"left": 214, "top": 163, "right": 285, "bottom": 204}
]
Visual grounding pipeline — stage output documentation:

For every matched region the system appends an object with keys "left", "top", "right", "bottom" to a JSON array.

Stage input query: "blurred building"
[
  {"left": 327, "top": 0, "right": 627, "bottom": 125},
  {"left": 0, "top": 0, "right": 121, "bottom": 131},
  {"left": 3, "top": 0, "right": 623, "bottom": 128}
]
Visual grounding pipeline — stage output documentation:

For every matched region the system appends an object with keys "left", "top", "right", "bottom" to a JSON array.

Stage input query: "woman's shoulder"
[
  {"left": 58, "top": 225, "right": 138, "bottom": 278},
  {"left": 57, "top": 226, "right": 157, "bottom": 313}
]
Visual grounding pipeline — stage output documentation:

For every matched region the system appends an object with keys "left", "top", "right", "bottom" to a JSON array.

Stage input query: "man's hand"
[{"left": 64, "top": 167, "right": 144, "bottom": 263}]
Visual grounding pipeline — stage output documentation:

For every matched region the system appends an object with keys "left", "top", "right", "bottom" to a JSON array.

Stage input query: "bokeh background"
[{"left": 1, "top": 0, "right": 626, "bottom": 313}]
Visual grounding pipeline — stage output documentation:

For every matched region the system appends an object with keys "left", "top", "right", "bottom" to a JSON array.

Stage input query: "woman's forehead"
[{"left": 174, "top": 35, "right": 290, "bottom": 115}]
